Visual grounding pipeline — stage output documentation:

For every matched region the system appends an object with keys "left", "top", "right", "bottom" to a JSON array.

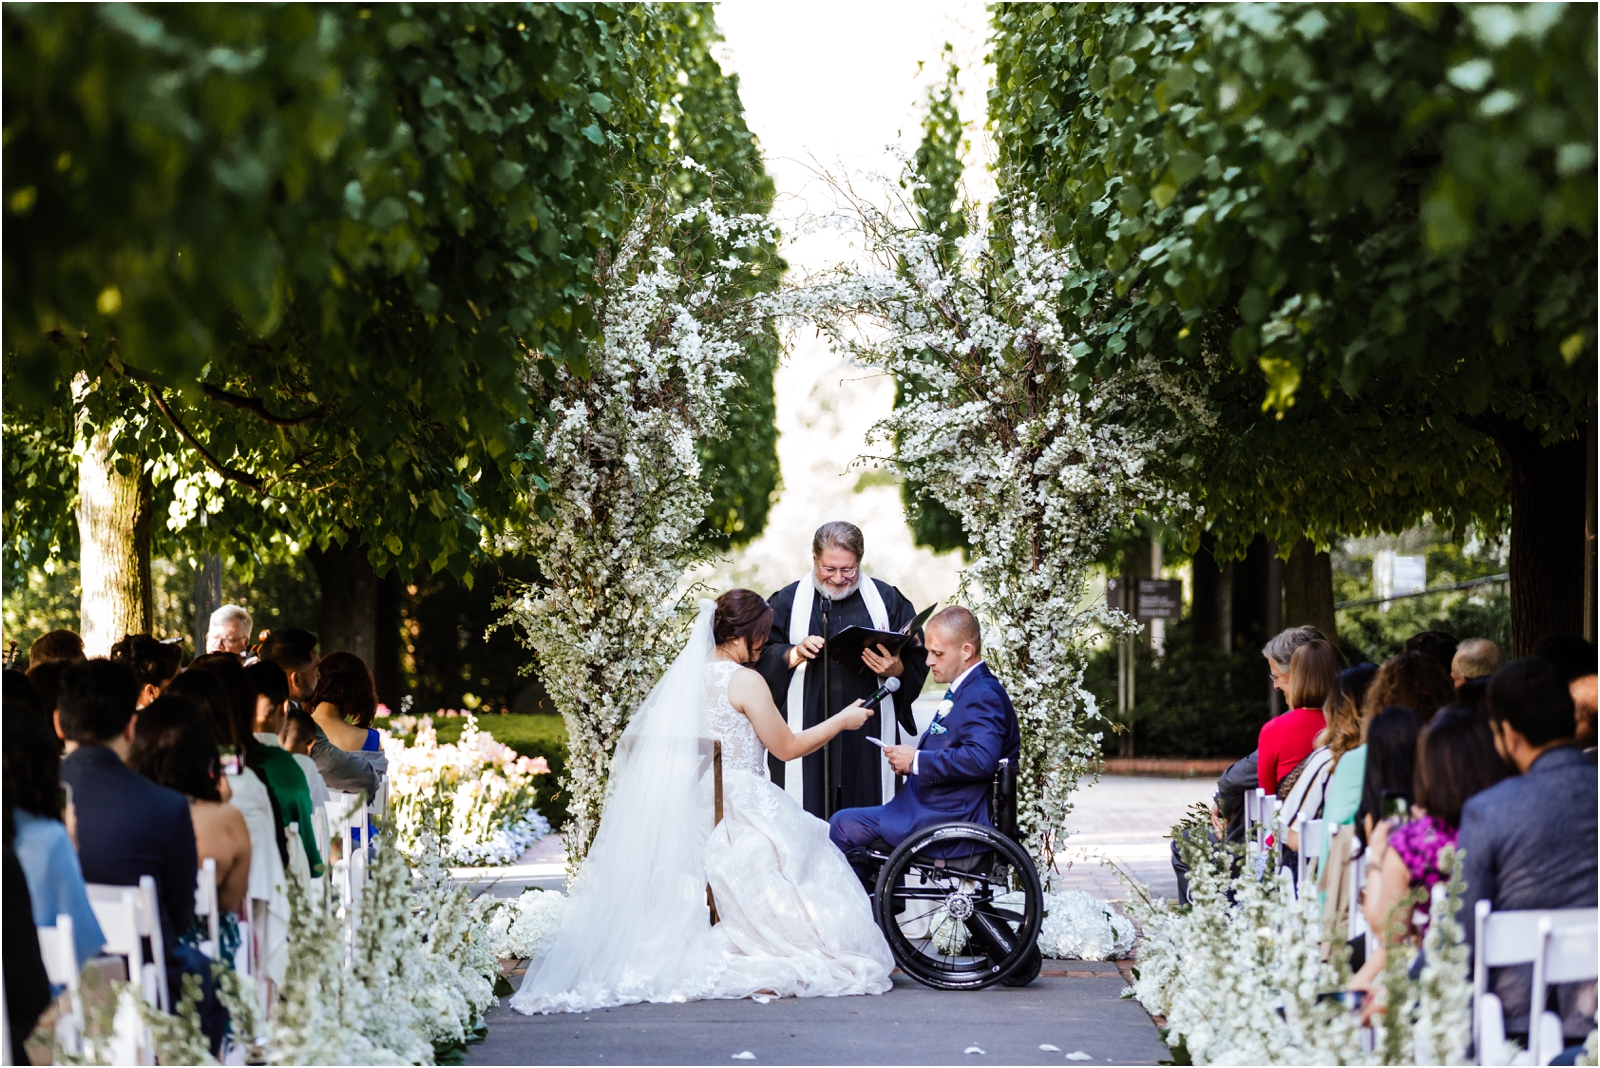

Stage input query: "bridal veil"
[{"left": 509, "top": 600, "right": 718, "bottom": 1013}]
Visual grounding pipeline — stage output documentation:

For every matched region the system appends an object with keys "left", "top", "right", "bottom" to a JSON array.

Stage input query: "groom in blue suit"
[{"left": 829, "top": 606, "right": 1020, "bottom": 858}]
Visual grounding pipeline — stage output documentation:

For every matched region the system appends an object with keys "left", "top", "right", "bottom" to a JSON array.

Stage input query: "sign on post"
[{"left": 1135, "top": 579, "right": 1183, "bottom": 621}]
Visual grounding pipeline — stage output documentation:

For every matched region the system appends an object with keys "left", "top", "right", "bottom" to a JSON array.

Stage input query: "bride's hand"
[{"left": 835, "top": 700, "right": 873, "bottom": 731}]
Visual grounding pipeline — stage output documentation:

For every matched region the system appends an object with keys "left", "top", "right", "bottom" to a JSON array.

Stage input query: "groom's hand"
[{"left": 884, "top": 744, "right": 917, "bottom": 775}]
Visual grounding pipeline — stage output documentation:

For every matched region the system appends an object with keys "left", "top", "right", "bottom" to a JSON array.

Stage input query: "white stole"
[{"left": 784, "top": 576, "right": 895, "bottom": 807}]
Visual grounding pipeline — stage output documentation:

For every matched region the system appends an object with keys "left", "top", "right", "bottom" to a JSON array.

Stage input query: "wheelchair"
[{"left": 847, "top": 757, "right": 1044, "bottom": 990}]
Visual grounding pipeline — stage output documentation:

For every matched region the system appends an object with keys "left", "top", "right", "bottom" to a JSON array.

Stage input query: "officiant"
[{"left": 755, "top": 520, "right": 930, "bottom": 819}]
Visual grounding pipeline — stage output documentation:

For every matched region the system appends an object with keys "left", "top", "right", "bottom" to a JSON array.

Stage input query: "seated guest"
[
  {"left": 27, "top": 630, "right": 84, "bottom": 671},
  {"left": 1283, "top": 663, "right": 1374, "bottom": 851},
  {"left": 281, "top": 707, "right": 319, "bottom": 756},
  {"left": 1348, "top": 706, "right": 1509, "bottom": 998},
  {"left": 308, "top": 652, "right": 388, "bottom": 773},
  {"left": 56, "top": 660, "right": 227, "bottom": 1049},
  {"left": 1460, "top": 658, "right": 1599, "bottom": 1044},
  {"left": 1404, "top": 629, "right": 1458, "bottom": 674},
  {"left": 1362, "top": 652, "right": 1455, "bottom": 725},
  {"left": 246, "top": 661, "right": 329, "bottom": 811},
  {"left": 109, "top": 634, "right": 184, "bottom": 708},
  {"left": 1180, "top": 626, "right": 1327, "bottom": 900},
  {"left": 127, "top": 697, "right": 250, "bottom": 963},
  {"left": 4, "top": 670, "right": 41, "bottom": 717},
  {"left": 5, "top": 800, "right": 53, "bottom": 1067},
  {"left": 1308, "top": 664, "right": 1377, "bottom": 830},
  {"left": 1354, "top": 705, "right": 1424, "bottom": 847},
  {"left": 1535, "top": 634, "right": 1598, "bottom": 752},
  {"left": 205, "top": 605, "right": 252, "bottom": 657},
  {"left": 258, "top": 630, "right": 378, "bottom": 797},
  {"left": 25, "top": 660, "right": 69, "bottom": 749},
  {"left": 3, "top": 708, "right": 105, "bottom": 967},
  {"left": 1258, "top": 639, "right": 1346, "bottom": 794},
  {"left": 1450, "top": 638, "right": 1505, "bottom": 690},
  {"left": 170, "top": 664, "right": 314, "bottom": 876}
]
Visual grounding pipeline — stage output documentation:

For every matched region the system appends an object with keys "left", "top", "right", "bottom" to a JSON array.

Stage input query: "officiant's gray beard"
[{"left": 812, "top": 574, "right": 860, "bottom": 600}]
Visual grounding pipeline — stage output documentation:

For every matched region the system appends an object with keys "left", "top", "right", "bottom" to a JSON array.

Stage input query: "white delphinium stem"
[
  {"left": 1412, "top": 848, "right": 1472, "bottom": 1066},
  {"left": 780, "top": 173, "right": 1174, "bottom": 869},
  {"left": 500, "top": 186, "right": 776, "bottom": 870}
]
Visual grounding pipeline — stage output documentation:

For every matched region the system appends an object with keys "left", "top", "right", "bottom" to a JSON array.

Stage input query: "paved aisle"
[{"left": 468, "top": 964, "right": 1168, "bottom": 1066}]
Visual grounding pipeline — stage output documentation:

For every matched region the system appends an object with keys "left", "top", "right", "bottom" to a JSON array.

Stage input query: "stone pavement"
[{"left": 467, "top": 964, "right": 1169, "bottom": 1066}]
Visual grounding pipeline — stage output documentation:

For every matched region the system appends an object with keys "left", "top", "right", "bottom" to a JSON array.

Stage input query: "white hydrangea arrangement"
[
  {"left": 485, "top": 887, "right": 569, "bottom": 961},
  {"left": 498, "top": 175, "right": 779, "bottom": 869},
  {"left": 778, "top": 167, "right": 1176, "bottom": 869},
  {"left": 383, "top": 715, "right": 552, "bottom": 866},
  {"left": 1124, "top": 828, "right": 1479, "bottom": 1065},
  {"left": 1036, "top": 890, "right": 1136, "bottom": 961}
]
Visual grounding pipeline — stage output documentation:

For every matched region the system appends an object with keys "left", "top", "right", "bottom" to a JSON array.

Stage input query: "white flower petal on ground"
[
  {"left": 964, "top": 1046, "right": 986, "bottom": 1055},
  {"left": 1065, "top": 1052, "right": 1091, "bottom": 1061},
  {"left": 1038, "top": 1043, "right": 1062, "bottom": 1052},
  {"left": 731, "top": 1052, "right": 756, "bottom": 1060}
]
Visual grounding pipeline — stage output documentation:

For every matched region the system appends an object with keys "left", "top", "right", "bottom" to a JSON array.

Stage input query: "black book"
[{"left": 826, "top": 603, "right": 937, "bottom": 676}]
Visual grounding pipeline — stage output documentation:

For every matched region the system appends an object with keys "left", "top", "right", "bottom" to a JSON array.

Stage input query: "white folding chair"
[
  {"left": 1473, "top": 902, "right": 1599, "bottom": 1065},
  {"left": 37, "top": 913, "right": 85, "bottom": 1055},
  {"left": 1297, "top": 818, "right": 1326, "bottom": 892},
  {"left": 193, "top": 858, "right": 221, "bottom": 959},
  {"left": 1244, "top": 788, "right": 1261, "bottom": 857},
  {"left": 87, "top": 879, "right": 168, "bottom": 1012},
  {"left": 1346, "top": 838, "right": 1367, "bottom": 943}
]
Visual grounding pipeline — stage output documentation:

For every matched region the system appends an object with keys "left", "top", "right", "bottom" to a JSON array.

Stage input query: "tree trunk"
[
  {"left": 1191, "top": 531, "right": 1224, "bottom": 650},
  {"left": 76, "top": 427, "right": 152, "bottom": 656},
  {"left": 308, "top": 539, "right": 379, "bottom": 666},
  {"left": 1283, "top": 537, "right": 1337, "bottom": 642},
  {"left": 1584, "top": 399, "right": 1597, "bottom": 644},
  {"left": 1230, "top": 535, "right": 1272, "bottom": 654},
  {"left": 1494, "top": 420, "right": 1588, "bottom": 656},
  {"left": 192, "top": 552, "right": 222, "bottom": 653},
  {"left": 372, "top": 568, "right": 405, "bottom": 711}
]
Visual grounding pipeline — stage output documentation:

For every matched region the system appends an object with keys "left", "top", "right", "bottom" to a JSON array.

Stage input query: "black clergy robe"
[{"left": 755, "top": 578, "right": 930, "bottom": 819}]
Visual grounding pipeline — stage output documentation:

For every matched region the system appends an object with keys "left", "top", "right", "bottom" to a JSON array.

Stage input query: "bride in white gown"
[{"left": 509, "top": 591, "right": 894, "bottom": 1014}]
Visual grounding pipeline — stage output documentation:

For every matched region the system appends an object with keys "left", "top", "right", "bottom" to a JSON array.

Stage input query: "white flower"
[{"left": 1034, "top": 890, "right": 1135, "bottom": 961}]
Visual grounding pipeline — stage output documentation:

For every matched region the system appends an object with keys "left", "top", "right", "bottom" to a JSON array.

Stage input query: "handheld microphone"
[{"left": 863, "top": 676, "right": 901, "bottom": 709}]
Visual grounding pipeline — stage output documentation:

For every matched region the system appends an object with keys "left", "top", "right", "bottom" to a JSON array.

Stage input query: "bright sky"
[{"left": 687, "top": 2, "right": 989, "bottom": 611}]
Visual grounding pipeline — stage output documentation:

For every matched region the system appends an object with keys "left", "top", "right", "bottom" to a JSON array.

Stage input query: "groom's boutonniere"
[{"left": 927, "top": 699, "right": 953, "bottom": 735}]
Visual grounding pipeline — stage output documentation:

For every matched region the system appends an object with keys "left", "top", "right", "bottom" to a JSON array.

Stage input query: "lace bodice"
[{"left": 702, "top": 659, "right": 768, "bottom": 776}]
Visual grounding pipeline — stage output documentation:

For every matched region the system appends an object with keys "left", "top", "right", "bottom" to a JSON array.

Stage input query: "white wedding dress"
[{"left": 509, "top": 603, "right": 892, "bottom": 1015}]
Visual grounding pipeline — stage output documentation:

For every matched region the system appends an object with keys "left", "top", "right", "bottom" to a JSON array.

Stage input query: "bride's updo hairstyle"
[{"left": 714, "top": 589, "right": 774, "bottom": 652}]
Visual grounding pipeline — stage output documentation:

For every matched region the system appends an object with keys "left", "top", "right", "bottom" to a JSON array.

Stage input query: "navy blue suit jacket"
[
  {"left": 61, "top": 745, "right": 197, "bottom": 957},
  {"left": 875, "top": 663, "right": 1021, "bottom": 845}
]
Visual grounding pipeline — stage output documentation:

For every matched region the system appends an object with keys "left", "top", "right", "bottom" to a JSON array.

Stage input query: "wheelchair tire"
[
  {"left": 873, "top": 822, "right": 1043, "bottom": 991},
  {"left": 999, "top": 943, "right": 1043, "bottom": 987}
]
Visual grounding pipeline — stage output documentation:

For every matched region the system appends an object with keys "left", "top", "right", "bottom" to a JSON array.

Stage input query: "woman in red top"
[{"left": 1258, "top": 639, "right": 1347, "bottom": 793}]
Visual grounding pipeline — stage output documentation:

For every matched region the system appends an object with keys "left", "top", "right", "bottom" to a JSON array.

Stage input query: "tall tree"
[
  {"left": 3, "top": 4, "right": 779, "bottom": 650},
  {"left": 990, "top": 2, "right": 1596, "bottom": 652}
]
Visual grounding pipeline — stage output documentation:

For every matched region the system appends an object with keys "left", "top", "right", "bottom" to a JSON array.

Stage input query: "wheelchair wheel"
[
  {"left": 873, "top": 822, "right": 1043, "bottom": 991},
  {"left": 1000, "top": 943, "right": 1043, "bottom": 987}
]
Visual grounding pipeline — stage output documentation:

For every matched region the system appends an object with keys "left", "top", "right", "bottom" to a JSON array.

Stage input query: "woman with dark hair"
[
  {"left": 308, "top": 651, "right": 381, "bottom": 750},
  {"left": 128, "top": 696, "right": 252, "bottom": 962},
  {"left": 1360, "top": 652, "right": 1455, "bottom": 725},
  {"left": 3, "top": 707, "right": 105, "bottom": 966},
  {"left": 1348, "top": 706, "right": 1509, "bottom": 1000},
  {"left": 509, "top": 591, "right": 890, "bottom": 1013},
  {"left": 1258, "top": 639, "right": 1348, "bottom": 793},
  {"left": 109, "top": 634, "right": 184, "bottom": 708},
  {"left": 1354, "top": 705, "right": 1425, "bottom": 847}
]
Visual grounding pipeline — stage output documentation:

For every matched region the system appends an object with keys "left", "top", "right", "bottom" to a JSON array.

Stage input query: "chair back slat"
[
  {"left": 193, "top": 858, "right": 220, "bottom": 959},
  {"left": 37, "top": 914, "right": 79, "bottom": 987}
]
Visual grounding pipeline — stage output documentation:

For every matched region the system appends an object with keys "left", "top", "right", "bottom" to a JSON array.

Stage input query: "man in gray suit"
[{"left": 1460, "top": 657, "right": 1598, "bottom": 1043}]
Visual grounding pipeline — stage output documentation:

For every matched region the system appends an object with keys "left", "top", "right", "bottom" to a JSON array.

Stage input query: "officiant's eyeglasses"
[{"left": 818, "top": 565, "right": 859, "bottom": 579}]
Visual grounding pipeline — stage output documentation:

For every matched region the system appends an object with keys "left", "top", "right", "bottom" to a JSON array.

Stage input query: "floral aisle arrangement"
[
  {"left": 1125, "top": 827, "right": 1475, "bottom": 1066},
  {"left": 784, "top": 168, "right": 1177, "bottom": 868},
  {"left": 268, "top": 831, "right": 501, "bottom": 1066},
  {"left": 485, "top": 887, "right": 569, "bottom": 961},
  {"left": 497, "top": 175, "right": 779, "bottom": 868},
  {"left": 384, "top": 715, "right": 552, "bottom": 866}
]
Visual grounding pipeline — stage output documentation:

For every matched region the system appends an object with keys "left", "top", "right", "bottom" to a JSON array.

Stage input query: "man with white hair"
[
  {"left": 754, "top": 521, "right": 931, "bottom": 820},
  {"left": 206, "top": 605, "right": 252, "bottom": 656}
]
